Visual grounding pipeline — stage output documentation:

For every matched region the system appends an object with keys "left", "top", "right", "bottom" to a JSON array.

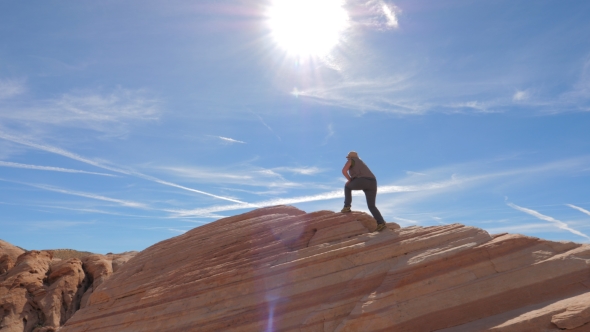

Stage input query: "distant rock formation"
[
  {"left": 0, "top": 240, "right": 25, "bottom": 275},
  {"left": 49, "top": 206, "right": 590, "bottom": 331},
  {"left": 0, "top": 243, "right": 137, "bottom": 332}
]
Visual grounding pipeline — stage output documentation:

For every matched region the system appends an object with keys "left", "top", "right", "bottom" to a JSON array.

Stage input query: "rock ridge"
[
  {"left": 4, "top": 205, "right": 590, "bottom": 331},
  {"left": 58, "top": 206, "right": 590, "bottom": 331}
]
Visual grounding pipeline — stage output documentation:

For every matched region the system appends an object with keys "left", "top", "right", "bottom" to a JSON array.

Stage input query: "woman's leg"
[
  {"left": 363, "top": 181, "right": 385, "bottom": 224},
  {"left": 344, "top": 181, "right": 354, "bottom": 207}
]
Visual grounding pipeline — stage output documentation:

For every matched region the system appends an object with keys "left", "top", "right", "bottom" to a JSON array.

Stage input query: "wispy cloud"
[
  {"left": 296, "top": 75, "right": 425, "bottom": 114},
  {"left": 272, "top": 166, "right": 324, "bottom": 176},
  {"left": 348, "top": 0, "right": 401, "bottom": 30},
  {"left": 167, "top": 228, "right": 188, "bottom": 234},
  {"left": 157, "top": 165, "right": 253, "bottom": 182},
  {"left": 0, "top": 78, "right": 25, "bottom": 99},
  {"left": 561, "top": 56, "right": 590, "bottom": 103},
  {"left": 296, "top": 25, "right": 590, "bottom": 116},
  {"left": 169, "top": 156, "right": 590, "bottom": 218},
  {"left": 322, "top": 123, "right": 335, "bottom": 145},
  {"left": 218, "top": 136, "right": 246, "bottom": 144},
  {"left": 251, "top": 112, "right": 281, "bottom": 141},
  {"left": 405, "top": 171, "right": 427, "bottom": 176},
  {"left": 0, "top": 130, "right": 132, "bottom": 174},
  {"left": 36, "top": 205, "right": 159, "bottom": 218},
  {"left": 391, "top": 216, "right": 419, "bottom": 225},
  {"left": 0, "top": 87, "right": 159, "bottom": 136},
  {"left": 485, "top": 222, "right": 556, "bottom": 234},
  {"left": 208, "top": 135, "right": 246, "bottom": 144},
  {"left": 153, "top": 164, "right": 308, "bottom": 190},
  {"left": 567, "top": 204, "right": 590, "bottom": 217},
  {"left": 30, "top": 220, "right": 95, "bottom": 230},
  {"left": 0, "top": 132, "right": 251, "bottom": 205},
  {"left": 507, "top": 202, "right": 590, "bottom": 241},
  {"left": 170, "top": 178, "right": 462, "bottom": 217},
  {"left": 0, "top": 160, "right": 116, "bottom": 176},
  {"left": 513, "top": 90, "right": 530, "bottom": 102},
  {"left": 380, "top": 2, "right": 399, "bottom": 28},
  {"left": 0, "top": 178, "right": 146, "bottom": 208},
  {"left": 31, "top": 183, "right": 147, "bottom": 209}
]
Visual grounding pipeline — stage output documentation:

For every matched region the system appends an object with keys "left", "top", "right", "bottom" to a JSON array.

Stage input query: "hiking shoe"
[
  {"left": 375, "top": 223, "right": 387, "bottom": 232},
  {"left": 340, "top": 206, "right": 351, "bottom": 213}
]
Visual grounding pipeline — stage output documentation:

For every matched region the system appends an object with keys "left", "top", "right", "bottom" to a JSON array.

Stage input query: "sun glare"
[{"left": 267, "top": 0, "right": 349, "bottom": 57}]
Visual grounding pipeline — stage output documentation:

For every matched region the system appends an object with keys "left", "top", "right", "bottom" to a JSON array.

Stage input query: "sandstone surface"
[
  {"left": 0, "top": 244, "right": 137, "bottom": 332},
  {"left": 55, "top": 206, "right": 590, "bottom": 331}
]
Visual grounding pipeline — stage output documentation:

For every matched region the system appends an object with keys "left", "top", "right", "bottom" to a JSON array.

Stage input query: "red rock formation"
[
  {"left": 56, "top": 206, "right": 590, "bottom": 332},
  {"left": 0, "top": 244, "right": 136, "bottom": 332},
  {"left": 79, "top": 252, "right": 137, "bottom": 309},
  {"left": 0, "top": 240, "right": 25, "bottom": 275}
]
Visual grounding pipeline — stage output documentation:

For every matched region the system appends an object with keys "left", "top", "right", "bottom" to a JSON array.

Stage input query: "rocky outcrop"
[
  {"left": 56, "top": 206, "right": 590, "bottom": 332},
  {"left": 78, "top": 252, "right": 137, "bottom": 309},
  {"left": 0, "top": 240, "right": 25, "bottom": 275},
  {"left": 0, "top": 244, "right": 137, "bottom": 332}
]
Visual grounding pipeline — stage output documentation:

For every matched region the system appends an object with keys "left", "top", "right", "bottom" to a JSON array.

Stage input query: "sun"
[{"left": 267, "top": 0, "right": 349, "bottom": 57}]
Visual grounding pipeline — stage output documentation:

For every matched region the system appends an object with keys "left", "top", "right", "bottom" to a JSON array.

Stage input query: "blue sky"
[{"left": 1, "top": 0, "right": 589, "bottom": 253}]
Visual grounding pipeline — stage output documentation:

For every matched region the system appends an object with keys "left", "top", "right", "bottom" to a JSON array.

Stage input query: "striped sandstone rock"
[{"left": 58, "top": 205, "right": 590, "bottom": 331}]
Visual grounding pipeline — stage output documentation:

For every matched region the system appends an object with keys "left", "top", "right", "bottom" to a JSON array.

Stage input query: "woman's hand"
[{"left": 342, "top": 160, "right": 352, "bottom": 183}]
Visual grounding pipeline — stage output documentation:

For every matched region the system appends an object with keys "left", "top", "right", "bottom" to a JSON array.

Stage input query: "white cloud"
[
  {"left": 348, "top": 0, "right": 401, "bottom": 30},
  {"left": 0, "top": 79, "right": 25, "bottom": 99},
  {"left": 0, "top": 88, "right": 159, "bottom": 135},
  {"left": 507, "top": 202, "right": 590, "bottom": 241},
  {"left": 0, "top": 160, "right": 116, "bottom": 176},
  {"left": 567, "top": 204, "right": 590, "bottom": 217},
  {"left": 484, "top": 222, "right": 556, "bottom": 234},
  {"left": 381, "top": 2, "right": 399, "bottom": 28},
  {"left": 154, "top": 165, "right": 302, "bottom": 189},
  {"left": 295, "top": 23, "right": 589, "bottom": 116},
  {"left": 0, "top": 178, "right": 146, "bottom": 209},
  {"left": 391, "top": 216, "right": 419, "bottom": 225},
  {"left": 0, "top": 130, "right": 132, "bottom": 174},
  {"left": 55, "top": 89, "right": 158, "bottom": 122},
  {"left": 169, "top": 178, "right": 463, "bottom": 218},
  {"left": 33, "top": 184, "right": 147, "bottom": 208},
  {"left": 514, "top": 59, "right": 590, "bottom": 114},
  {"left": 297, "top": 75, "right": 425, "bottom": 114},
  {"left": 0, "top": 132, "right": 252, "bottom": 205},
  {"left": 30, "top": 220, "right": 95, "bottom": 230},
  {"left": 209, "top": 135, "right": 246, "bottom": 144},
  {"left": 37, "top": 205, "right": 158, "bottom": 218},
  {"left": 251, "top": 112, "right": 281, "bottom": 141},
  {"left": 168, "top": 156, "right": 590, "bottom": 218},
  {"left": 563, "top": 57, "right": 590, "bottom": 101},
  {"left": 272, "top": 166, "right": 324, "bottom": 175},
  {"left": 322, "top": 123, "right": 335, "bottom": 145},
  {"left": 158, "top": 166, "right": 253, "bottom": 182},
  {"left": 513, "top": 90, "right": 529, "bottom": 101},
  {"left": 167, "top": 228, "right": 188, "bottom": 234}
]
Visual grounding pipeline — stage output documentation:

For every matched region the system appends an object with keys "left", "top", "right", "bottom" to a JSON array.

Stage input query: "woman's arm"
[{"left": 342, "top": 160, "right": 352, "bottom": 183}]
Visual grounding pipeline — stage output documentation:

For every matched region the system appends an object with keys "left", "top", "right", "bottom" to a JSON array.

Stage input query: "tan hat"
[{"left": 346, "top": 151, "right": 358, "bottom": 158}]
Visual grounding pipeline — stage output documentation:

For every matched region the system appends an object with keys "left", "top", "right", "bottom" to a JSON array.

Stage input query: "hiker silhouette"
[{"left": 340, "top": 151, "right": 387, "bottom": 232}]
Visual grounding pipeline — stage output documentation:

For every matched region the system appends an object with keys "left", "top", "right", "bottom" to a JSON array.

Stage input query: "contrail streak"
[
  {"left": 566, "top": 204, "right": 590, "bottom": 217},
  {"left": 0, "top": 160, "right": 115, "bottom": 176},
  {"left": 170, "top": 180, "right": 460, "bottom": 217},
  {"left": 0, "top": 131, "right": 250, "bottom": 204},
  {"left": 0, "top": 178, "right": 145, "bottom": 208},
  {"left": 508, "top": 202, "right": 590, "bottom": 241}
]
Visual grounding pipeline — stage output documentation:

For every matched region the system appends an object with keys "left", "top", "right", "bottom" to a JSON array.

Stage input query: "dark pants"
[{"left": 344, "top": 177, "right": 385, "bottom": 224}]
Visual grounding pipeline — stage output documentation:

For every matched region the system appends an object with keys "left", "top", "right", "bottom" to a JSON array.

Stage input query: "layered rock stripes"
[{"left": 57, "top": 206, "right": 590, "bottom": 331}]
